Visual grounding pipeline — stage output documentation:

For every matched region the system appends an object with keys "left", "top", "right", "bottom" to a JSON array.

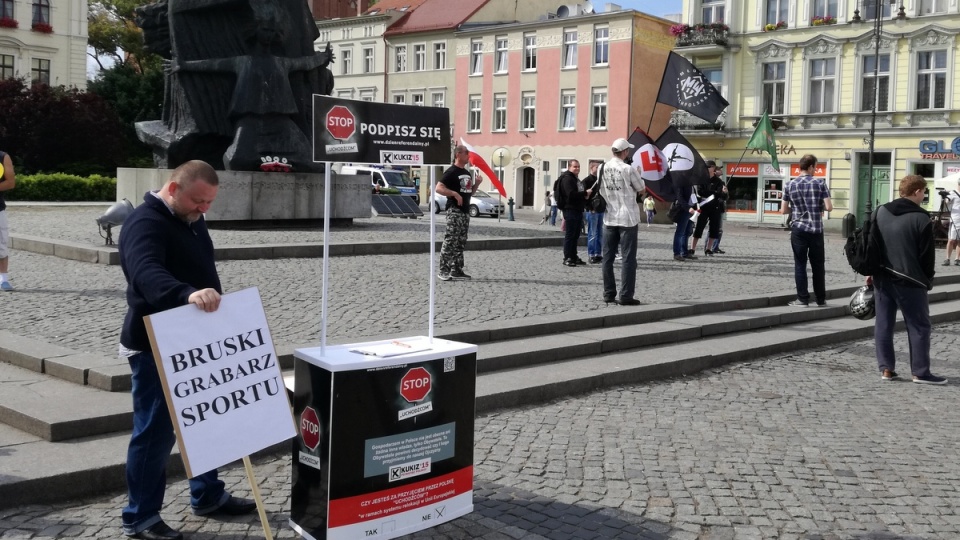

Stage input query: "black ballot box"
[{"left": 290, "top": 337, "right": 477, "bottom": 540}]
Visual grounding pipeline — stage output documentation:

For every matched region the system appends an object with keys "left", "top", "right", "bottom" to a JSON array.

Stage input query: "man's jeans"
[
  {"left": 874, "top": 276, "right": 932, "bottom": 377},
  {"left": 585, "top": 211, "right": 604, "bottom": 257},
  {"left": 122, "top": 351, "right": 227, "bottom": 534},
  {"left": 673, "top": 210, "right": 690, "bottom": 256},
  {"left": 550, "top": 205, "right": 558, "bottom": 226},
  {"left": 602, "top": 225, "right": 638, "bottom": 301},
  {"left": 789, "top": 229, "right": 826, "bottom": 304},
  {"left": 562, "top": 209, "right": 584, "bottom": 260}
]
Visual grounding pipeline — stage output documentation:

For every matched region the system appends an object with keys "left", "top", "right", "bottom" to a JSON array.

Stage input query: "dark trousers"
[
  {"left": 874, "top": 275, "right": 932, "bottom": 377},
  {"left": 562, "top": 209, "right": 584, "bottom": 260},
  {"left": 790, "top": 229, "right": 826, "bottom": 304},
  {"left": 602, "top": 225, "right": 638, "bottom": 301},
  {"left": 673, "top": 210, "right": 690, "bottom": 256}
]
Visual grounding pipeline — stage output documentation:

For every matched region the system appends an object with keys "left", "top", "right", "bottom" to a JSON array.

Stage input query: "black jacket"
[
  {"left": 875, "top": 197, "right": 935, "bottom": 289},
  {"left": 119, "top": 193, "right": 222, "bottom": 350},
  {"left": 557, "top": 170, "right": 586, "bottom": 211}
]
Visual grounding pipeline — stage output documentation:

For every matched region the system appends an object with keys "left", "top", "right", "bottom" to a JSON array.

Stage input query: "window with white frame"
[
  {"left": 761, "top": 61, "right": 786, "bottom": 115},
  {"left": 340, "top": 48, "right": 352, "bottom": 75},
  {"left": 560, "top": 90, "right": 576, "bottom": 130},
  {"left": 920, "top": 0, "right": 947, "bottom": 15},
  {"left": 395, "top": 45, "right": 406, "bottom": 72},
  {"left": 471, "top": 40, "right": 483, "bottom": 74},
  {"left": 31, "top": 58, "right": 50, "bottom": 85},
  {"left": 864, "top": 0, "right": 892, "bottom": 19},
  {"left": 393, "top": 93, "right": 406, "bottom": 104},
  {"left": 860, "top": 54, "right": 889, "bottom": 112},
  {"left": 558, "top": 159, "right": 572, "bottom": 172},
  {"left": 591, "top": 88, "right": 607, "bottom": 129},
  {"left": 412, "top": 92, "right": 424, "bottom": 106},
  {"left": 521, "top": 92, "right": 536, "bottom": 130},
  {"left": 0, "top": 54, "right": 12, "bottom": 80},
  {"left": 812, "top": 0, "right": 837, "bottom": 18},
  {"left": 700, "top": 66, "right": 726, "bottom": 98},
  {"left": 337, "top": 89, "right": 354, "bottom": 99},
  {"left": 808, "top": 58, "right": 836, "bottom": 113},
  {"left": 523, "top": 33, "right": 537, "bottom": 70},
  {"left": 593, "top": 26, "right": 609, "bottom": 66},
  {"left": 916, "top": 50, "right": 947, "bottom": 109},
  {"left": 493, "top": 93, "right": 507, "bottom": 131},
  {"left": 431, "top": 91, "right": 445, "bottom": 107},
  {"left": 359, "top": 89, "right": 375, "bottom": 102},
  {"left": 495, "top": 37, "right": 508, "bottom": 72},
  {"left": 765, "top": 0, "right": 787, "bottom": 25},
  {"left": 468, "top": 95, "right": 481, "bottom": 132},
  {"left": 702, "top": 0, "right": 725, "bottom": 24},
  {"left": 563, "top": 29, "right": 578, "bottom": 68},
  {"left": 434, "top": 42, "right": 446, "bottom": 70},
  {"left": 362, "top": 47, "right": 374, "bottom": 74},
  {"left": 414, "top": 44, "right": 426, "bottom": 71}
]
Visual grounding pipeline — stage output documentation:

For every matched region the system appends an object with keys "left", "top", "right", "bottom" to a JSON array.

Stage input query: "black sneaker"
[
  {"left": 787, "top": 300, "right": 809, "bottom": 308},
  {"left": 437, "top": 273, "right": 452, "bottom": 281},
  {"left": 683, "top": 253, "right": 698, "bottom": 260},
  {"left": 881, "top": 369, "right": 898, "bottom": 381},
  {"left": 713, "top": 248, "right": 725, "bottom": 254},
  {"left": 575, "top": 256, "right": 586, "bottom": 265},
  {"left": 563, "top": 259, "right": 578, "bottom": 267},
  {"left": 450, "top": 270, "right": 472, "bottom": 280},
  {"left": 616, "top": 298, "right": 641, "bottom": 306},
  {"left": 913, "top": 374, "right": 948, "bottom": 385}
]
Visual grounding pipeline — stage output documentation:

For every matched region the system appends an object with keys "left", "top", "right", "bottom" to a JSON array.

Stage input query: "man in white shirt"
[
  {"left": 599, "top": 138, "right": 646, "bottom": 305},
  {"left": 942, "top": 179, "right": 960, "bottom": 266}
]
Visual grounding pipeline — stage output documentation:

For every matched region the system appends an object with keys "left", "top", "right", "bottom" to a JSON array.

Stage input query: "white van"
[{"left": 340, "top": 165, "right": 419, "bottom": 203}]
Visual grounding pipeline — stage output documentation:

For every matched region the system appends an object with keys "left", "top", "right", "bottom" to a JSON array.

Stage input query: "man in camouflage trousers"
[{"left": 436, "top": 145, "right": 481, "bottom": 281}]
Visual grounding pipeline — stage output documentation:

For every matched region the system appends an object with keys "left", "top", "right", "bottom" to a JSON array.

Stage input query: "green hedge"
[{"left": 3, "top": 173, "right": 117, "bottom": 202}]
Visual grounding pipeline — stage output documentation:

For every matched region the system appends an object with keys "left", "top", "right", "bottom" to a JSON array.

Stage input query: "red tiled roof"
[
  {"left": 362, "top": 0, "right": 429, "bottom": 16},
  {"left": 383, "top": 0, "right": 489, "bottom": 36}
]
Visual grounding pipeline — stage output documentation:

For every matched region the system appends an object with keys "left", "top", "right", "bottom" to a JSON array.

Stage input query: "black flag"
[
  {"left": 655, "top": 126, "right": 708, "bottom": 190},
  {"left": 656, "top": 52, "right": 729, "bottom": 124},
  {"left": 626, "top": 128, "right": 673, "bottom": 201}
]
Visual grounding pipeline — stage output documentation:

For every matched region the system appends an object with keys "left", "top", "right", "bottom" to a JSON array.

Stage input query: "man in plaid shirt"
[{"left": 782, "top": 154, "right": 833, "bottom": 307}]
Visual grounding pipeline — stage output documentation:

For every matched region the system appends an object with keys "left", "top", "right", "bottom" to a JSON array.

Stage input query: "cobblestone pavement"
[
  {"left": 2, "top": 327, "right": 959, "bottom": 539},
  {"left": 2, "top": 205, "right": 921, "bottom": 357}
]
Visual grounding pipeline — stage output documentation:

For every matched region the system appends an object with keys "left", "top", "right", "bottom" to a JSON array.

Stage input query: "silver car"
[{"left": 433, "top": 189, "right": 505, "bottom": 217}]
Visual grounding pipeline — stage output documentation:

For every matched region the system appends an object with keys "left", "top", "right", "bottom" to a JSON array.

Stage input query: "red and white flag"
[{"left": 460, "top": 138, "right": 506, "bottom": 197}]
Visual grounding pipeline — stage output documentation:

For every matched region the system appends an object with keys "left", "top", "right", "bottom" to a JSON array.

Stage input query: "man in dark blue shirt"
[{"left": 119, "top": 161, "right": 255, "bottom": 540}]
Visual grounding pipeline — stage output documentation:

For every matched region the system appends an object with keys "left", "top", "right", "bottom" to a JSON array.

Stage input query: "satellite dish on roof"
[
  {"left": 581, "top": 1, "right": 594, "bottom": 13},
  {"left": 556, "top": 4, "right": 576, "bottom": 17}
]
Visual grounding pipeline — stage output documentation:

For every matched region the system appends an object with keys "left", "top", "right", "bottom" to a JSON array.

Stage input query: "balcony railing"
[
  {"left": 670, "top": 109, "right": 727, "bottom": 131},
  {"left": 674, "top": 27, "right": 729, "bottom": 48}
]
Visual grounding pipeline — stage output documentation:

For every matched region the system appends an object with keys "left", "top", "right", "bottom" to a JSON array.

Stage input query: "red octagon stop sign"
[
  {"left": 300, "top": 406, "right": 321, "bottom": 451},
  {"left": 400, "top": 367, "right": 431, "bottom": 403},
  {"left": 326, "top": 105, "right": 356, "bottom": 141}
]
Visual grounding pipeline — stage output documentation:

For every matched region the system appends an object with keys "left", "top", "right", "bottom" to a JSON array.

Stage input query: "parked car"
[
  {"left": 342, "top": 165, "right": 419, "bottom": 203},
  {"left": 432, "top": 189, "right": 505, "bottom": 217}
]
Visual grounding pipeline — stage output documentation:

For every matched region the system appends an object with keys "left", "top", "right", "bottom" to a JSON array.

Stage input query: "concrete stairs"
[{"left": 4, "top": 277, "right": 960, "bottom": 507}]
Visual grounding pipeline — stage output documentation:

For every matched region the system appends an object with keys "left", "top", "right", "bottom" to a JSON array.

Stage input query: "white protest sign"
[{"left": 144, "top": 287, "right": 295, "bottom": 477}]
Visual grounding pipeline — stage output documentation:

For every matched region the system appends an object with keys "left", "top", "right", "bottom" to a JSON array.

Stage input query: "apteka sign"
[
  {"left": 145, "top": 287, "right": 296, "bottom": 478},
  {"left": 312, "top": 96, "right": 451, "bottom": 165}
]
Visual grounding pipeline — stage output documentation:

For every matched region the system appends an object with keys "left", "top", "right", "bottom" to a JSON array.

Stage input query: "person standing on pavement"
[
  {"left": 672, "top": 183, "right": 698, "bottom": 261},
  {"left": 600, "top": 138, "right": 646, "bottom": 305},
  {"left": 871, "top": 174, "right": 945, "bottom": 384},
  {"left": 558, "top": 160, "right": 588, "bottom": 267},
  {"left": 436, "top": 145, "right": 480, "bottom": 281},
  {"left": 782, "top": 154, "right": 833, "bottom": 307},
  {"left": 690, "top": 161, "right": 725, "bottom": 256},
  {"left": 539, "top": 191, "right": 552, "bottom": 225},
  {"left": 583, "top": 162, "right": 604, "bottom": 263},
  {"left": 941, "top": 180, "right": 960, "bottom": 266},
  {"left": 0, "top": 150, "right": 16, "bottom": 291},
  {"left": 549, "top": 191, "right": 559, "bottom": 226},
  {"left": 643, "top": 195, "right": 655, "bottom": 227},
  {"left": 118, "top": 161, "right": 256, "bottom": 540}
]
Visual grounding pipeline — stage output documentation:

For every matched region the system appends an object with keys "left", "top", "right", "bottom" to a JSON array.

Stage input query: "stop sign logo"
[
  {"left": 326, "top": 105, "right": 356, "bottom": 141},
  {"left": 400, "top": 367, "right": 431, "bottom": 403},
  {"left": 300, "top": 407, "right": 321, "bottom": 451}
]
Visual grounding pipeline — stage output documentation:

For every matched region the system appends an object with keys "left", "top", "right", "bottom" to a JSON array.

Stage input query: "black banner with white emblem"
[
  {"left": 656, "top": 52, "right": 729, "bottom": 124},
  {"left": 654, "top": 126, "right": 708, "bottom": 190}
]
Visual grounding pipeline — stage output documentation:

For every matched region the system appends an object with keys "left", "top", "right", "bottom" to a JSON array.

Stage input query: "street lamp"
[
  {"left": 864, "top": 0, "right": 884, "bottom": 220},
  {"left": 491, "top": 147, "right": 511, "bottom": 222}
]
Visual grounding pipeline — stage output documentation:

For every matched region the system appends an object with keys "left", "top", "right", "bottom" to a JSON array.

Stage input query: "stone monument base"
[{"left": 116, "top": 168, "right": 371, "bottom": 222}]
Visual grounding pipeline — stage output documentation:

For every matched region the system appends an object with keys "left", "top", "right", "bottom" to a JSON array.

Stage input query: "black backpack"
[
  {"left": 844, "top": 212, "right": 884, "bottom": 276},
  {"left": 553, "top": 177, "right": 566, "bottom": 209}
]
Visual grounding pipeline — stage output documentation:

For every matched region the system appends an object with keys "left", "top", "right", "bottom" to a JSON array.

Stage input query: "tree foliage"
[
  {"left": 88, "top": 0, "right": 161, "bottom": 73},
  {"left": 0, "top": 79, "right": 129, "bottom": 175},
  {"left": 87, "top": 63, "right": 164, "bottom": 166}
]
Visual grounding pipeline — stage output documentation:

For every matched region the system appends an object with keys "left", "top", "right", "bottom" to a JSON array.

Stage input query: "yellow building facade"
[{"left": 674, "top": 0, "right": 960, "bottom": 229}]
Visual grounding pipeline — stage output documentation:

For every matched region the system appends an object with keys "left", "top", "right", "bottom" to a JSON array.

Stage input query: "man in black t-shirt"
[{"left": 436, "top": 145, "right": 481, "bottom": 281}]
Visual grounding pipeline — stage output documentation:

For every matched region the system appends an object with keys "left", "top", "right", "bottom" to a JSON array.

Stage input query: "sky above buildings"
[{"left": 614, "top": 0, "right": 682, "bottom": 18}]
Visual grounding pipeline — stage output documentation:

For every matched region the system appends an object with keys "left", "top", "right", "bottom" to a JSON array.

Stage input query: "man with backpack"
[
  {"left": 782, "top": 154, "right": 833, "bottom": 307},
  {"left": 556, "top": 160, "right": 588, "bottom": 267},
  {"left": 870, "top": 174, "right": 945, "bottom": 384}
]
